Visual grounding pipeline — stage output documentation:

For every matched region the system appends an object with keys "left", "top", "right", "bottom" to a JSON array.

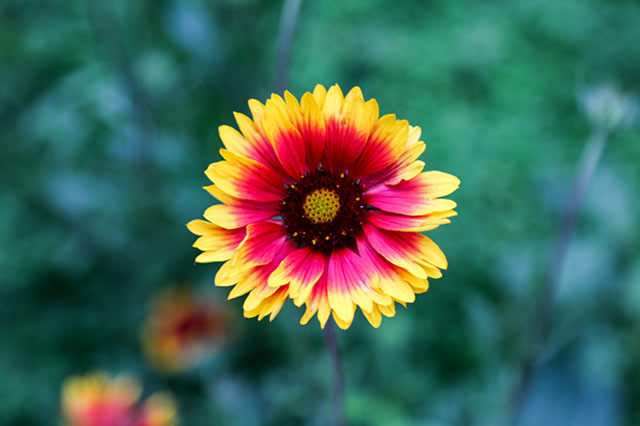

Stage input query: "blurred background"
[{"left": 1, "top": 0, "right": 639, "bottom": 424}]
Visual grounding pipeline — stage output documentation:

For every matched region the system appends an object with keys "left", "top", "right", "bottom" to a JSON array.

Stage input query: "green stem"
[
  {"left": 509, "top": 128, "right": 610, "bottom": 422},
  {"left": 324, "top": 319, "right": 345, "bottom": 426},
  {"left": 274, "top": 0, "right": 302, "bottom": 93}
]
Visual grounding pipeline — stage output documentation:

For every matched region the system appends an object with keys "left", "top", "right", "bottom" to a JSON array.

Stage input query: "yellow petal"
[
  {"left": 378, "top": 302, "right": 396, "bottom": 317},
  {"left": 332, "top": 311, "right": 354, "bottom": 330},
  {"left": 300, "top": 304, "right": 317, "bottom": 325},
  {"left": 228, "top": 280, "right": 257, "bottom": 299},
  {"left": 418, "top": 235, "right": 448, "bottom": 270},
  {"left": 344, "top": 86, "right": 364, "bottom": 103},
  {"left": 328, "top": 290, "right": 355, "bottom": 323},
  {"left": 317, "top": 299, "right": 331, "bottom": 328},
  {"left": 351, "top": 287, "right": 374, "bottom": 313},
  {"left": 378, "top": 275, "right": 416, "bottom": 303},
  {"left": 233, "top": 112, "right": 260, "bottom": 142},
  {"left": 284, "top": 90, "right": 303, "bottom": 125},
  {"left": 219, "top": 125, "right": 250, "bottom": 157},
  {"left": 362, "top": 305, "right": 382, "bottom": 328},
  {"left": 312, "top": 84, "right": 327, "bottom": 109},
  {"left": 186, "top": 219, "right": 219, "bottom": 236},
  {"left": 407, "top": 125, "right": 422, "bottom": 146},
  {"left": 421, "top": 171, "right": 461, "bottom": 198},
  {"left": 195, "top": 249, "right": 234, "bottom": 263},
  {"left": 215, "top": 260, "right": 247, "bottom": 287},
  {"left": 243, "top": 286, "right": 277, "bottom": 311},
  {"left": 322, "top": 84, "right": 344, "bottom": 118},
  {"left": 203, "top": 185, "right": 236, "bottom": 204},
  {"left": 268, "top": 293, "right": 288, "bottom": 321},
  {"left": 248, "top": 99, "right": 265, "bottom": 124},
  {"left": 301, "top": 92, "right": 325, "bottom": 132},
  {"left": 342, "top": 96, "right": 376, "bottom": 136}
]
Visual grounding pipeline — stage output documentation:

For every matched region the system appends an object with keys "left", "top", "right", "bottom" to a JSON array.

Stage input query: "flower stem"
[
  {"left": 274, "top": 0, "right": 302, "bottom": 94},
  {"left": 324, "top": 319, "right": 345, "bottom": 426},
  {"left": 509, "top": 128, "right": 610, "bottom": 421}
]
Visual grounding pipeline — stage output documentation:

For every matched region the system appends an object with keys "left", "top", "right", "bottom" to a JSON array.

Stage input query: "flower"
[
  {"left": 61, "top": 371, "right": 176, "bottom": 426},
  {"left": 142, "top": 287, "right": 227, "bottom": 373},
  {"left": 188, "top": 84, "right": 459, "bottom": 329}
]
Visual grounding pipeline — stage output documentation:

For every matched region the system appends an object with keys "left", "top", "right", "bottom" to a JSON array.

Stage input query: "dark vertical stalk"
[
  {"left": 324, "top": 319, "right": 345, "bottom": 426},
  {"left": 509, "top": 128, "right": 609, "bottom": 422},
  {"left": 274, "top": 0, "right": 302, "bottom": 94}
]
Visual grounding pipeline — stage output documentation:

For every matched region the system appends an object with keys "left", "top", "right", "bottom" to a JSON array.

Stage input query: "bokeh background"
[{"left": 2, "top": 0, "right": 640, "bottom": 424}]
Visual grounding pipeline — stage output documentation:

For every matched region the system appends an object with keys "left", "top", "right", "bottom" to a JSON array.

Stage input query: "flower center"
[
  {"left": 280, "top": 168, "right": 366, "bottom": 253},
  {"left": 303, "top": 189, "right": 340, "bottom": 224}
]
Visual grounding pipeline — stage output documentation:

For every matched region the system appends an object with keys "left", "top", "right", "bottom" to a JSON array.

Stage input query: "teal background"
[{"left": 2, "top": 0, "right": 640, "bottom": 424}]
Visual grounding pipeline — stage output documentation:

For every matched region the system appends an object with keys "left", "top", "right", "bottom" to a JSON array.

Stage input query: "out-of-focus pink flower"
[
  {"left": 61, "top": 371, "right": 176, "bottom": 426},
  {"left": 142, "top": 288, "right": 227, "bottom": 373}
]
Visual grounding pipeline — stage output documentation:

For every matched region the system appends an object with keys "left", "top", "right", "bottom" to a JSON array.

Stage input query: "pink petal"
[
  {"left": 362, "top": 224, "right": 426, "bottom": 279},
  {"left": 357, "top": 237, "right": 417, "bottom": 303},
  {"left": 205, "top": 151, "right": 286, "bottom": 203},
  {"left": 268, "top": 247, "right": 326, "bottom": 305},
  {"left": 232, "top": 112, "right": 287, "bottom": 178},
  {"left": 325, "top": 248, "right": 379, "bottom": 323},
  {"left": 323, "top": 118, "right": 367, "bottom": 173},
  {"left": 233, "top": 221, "right": 287, "bottom": 270},
  {"left": 350, "top": 115, "right": 409, "bottom": 179},
  {"left": 203, "top": 204, "right": 279, "bottom": 229},
  {"left": 269, "top": 124, "right": 308, "bottom": 179},
  {"left": 366, "top": 172, "right": 459, "bottom": 216},
  {"left": 299, "top": 92, "right": 326, "bottom": 170},
  {"left": 367, "top": 210, "right": 456, "bottom": 232}
]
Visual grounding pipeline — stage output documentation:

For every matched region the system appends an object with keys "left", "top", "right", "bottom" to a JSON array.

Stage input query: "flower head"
[
  {"left": 188, "top": 84, "right": 459, "bottom": 329},
  {"left": 142, "top": 287, "right": 227, "bottom": 373},
  {"left": 580, "top": 84, "right": 638, "bottom": 131},
  {"left": 61, "top": 371, "right": 176, "bottom": 426}
]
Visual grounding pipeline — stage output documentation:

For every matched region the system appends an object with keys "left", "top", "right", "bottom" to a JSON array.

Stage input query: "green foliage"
[{"left": 1, "top": 0, "right": 639, "bottom": 424}]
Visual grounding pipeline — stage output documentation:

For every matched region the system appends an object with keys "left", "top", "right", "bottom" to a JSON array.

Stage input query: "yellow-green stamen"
[{"left": 303, "top": 189, "right": 340, "bottom": 224}]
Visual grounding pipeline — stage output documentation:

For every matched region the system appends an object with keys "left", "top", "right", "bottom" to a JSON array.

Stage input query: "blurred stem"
[
  {"left": 274, "top": 0, "right": 302, "bottom": 93},
  {"left": 324, "top": 319, "right": 345, "bottom": 426},
  {"left": 509, "top": 127, "right": 610, "bottom": 422}
]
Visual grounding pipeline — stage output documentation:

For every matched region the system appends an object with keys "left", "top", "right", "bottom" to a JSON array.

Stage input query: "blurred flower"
[
  {"left": 580, "top": 84, "right": 638, "bottom": 131},
  {"left": 142, "top": 288, "right": 227, "bottom": 373},
  {"left": 61, "top": 372, "right": 176, "bottom": 426},
  {"left": 188, "top": 84, "right": 459, "bottom": 329}
]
